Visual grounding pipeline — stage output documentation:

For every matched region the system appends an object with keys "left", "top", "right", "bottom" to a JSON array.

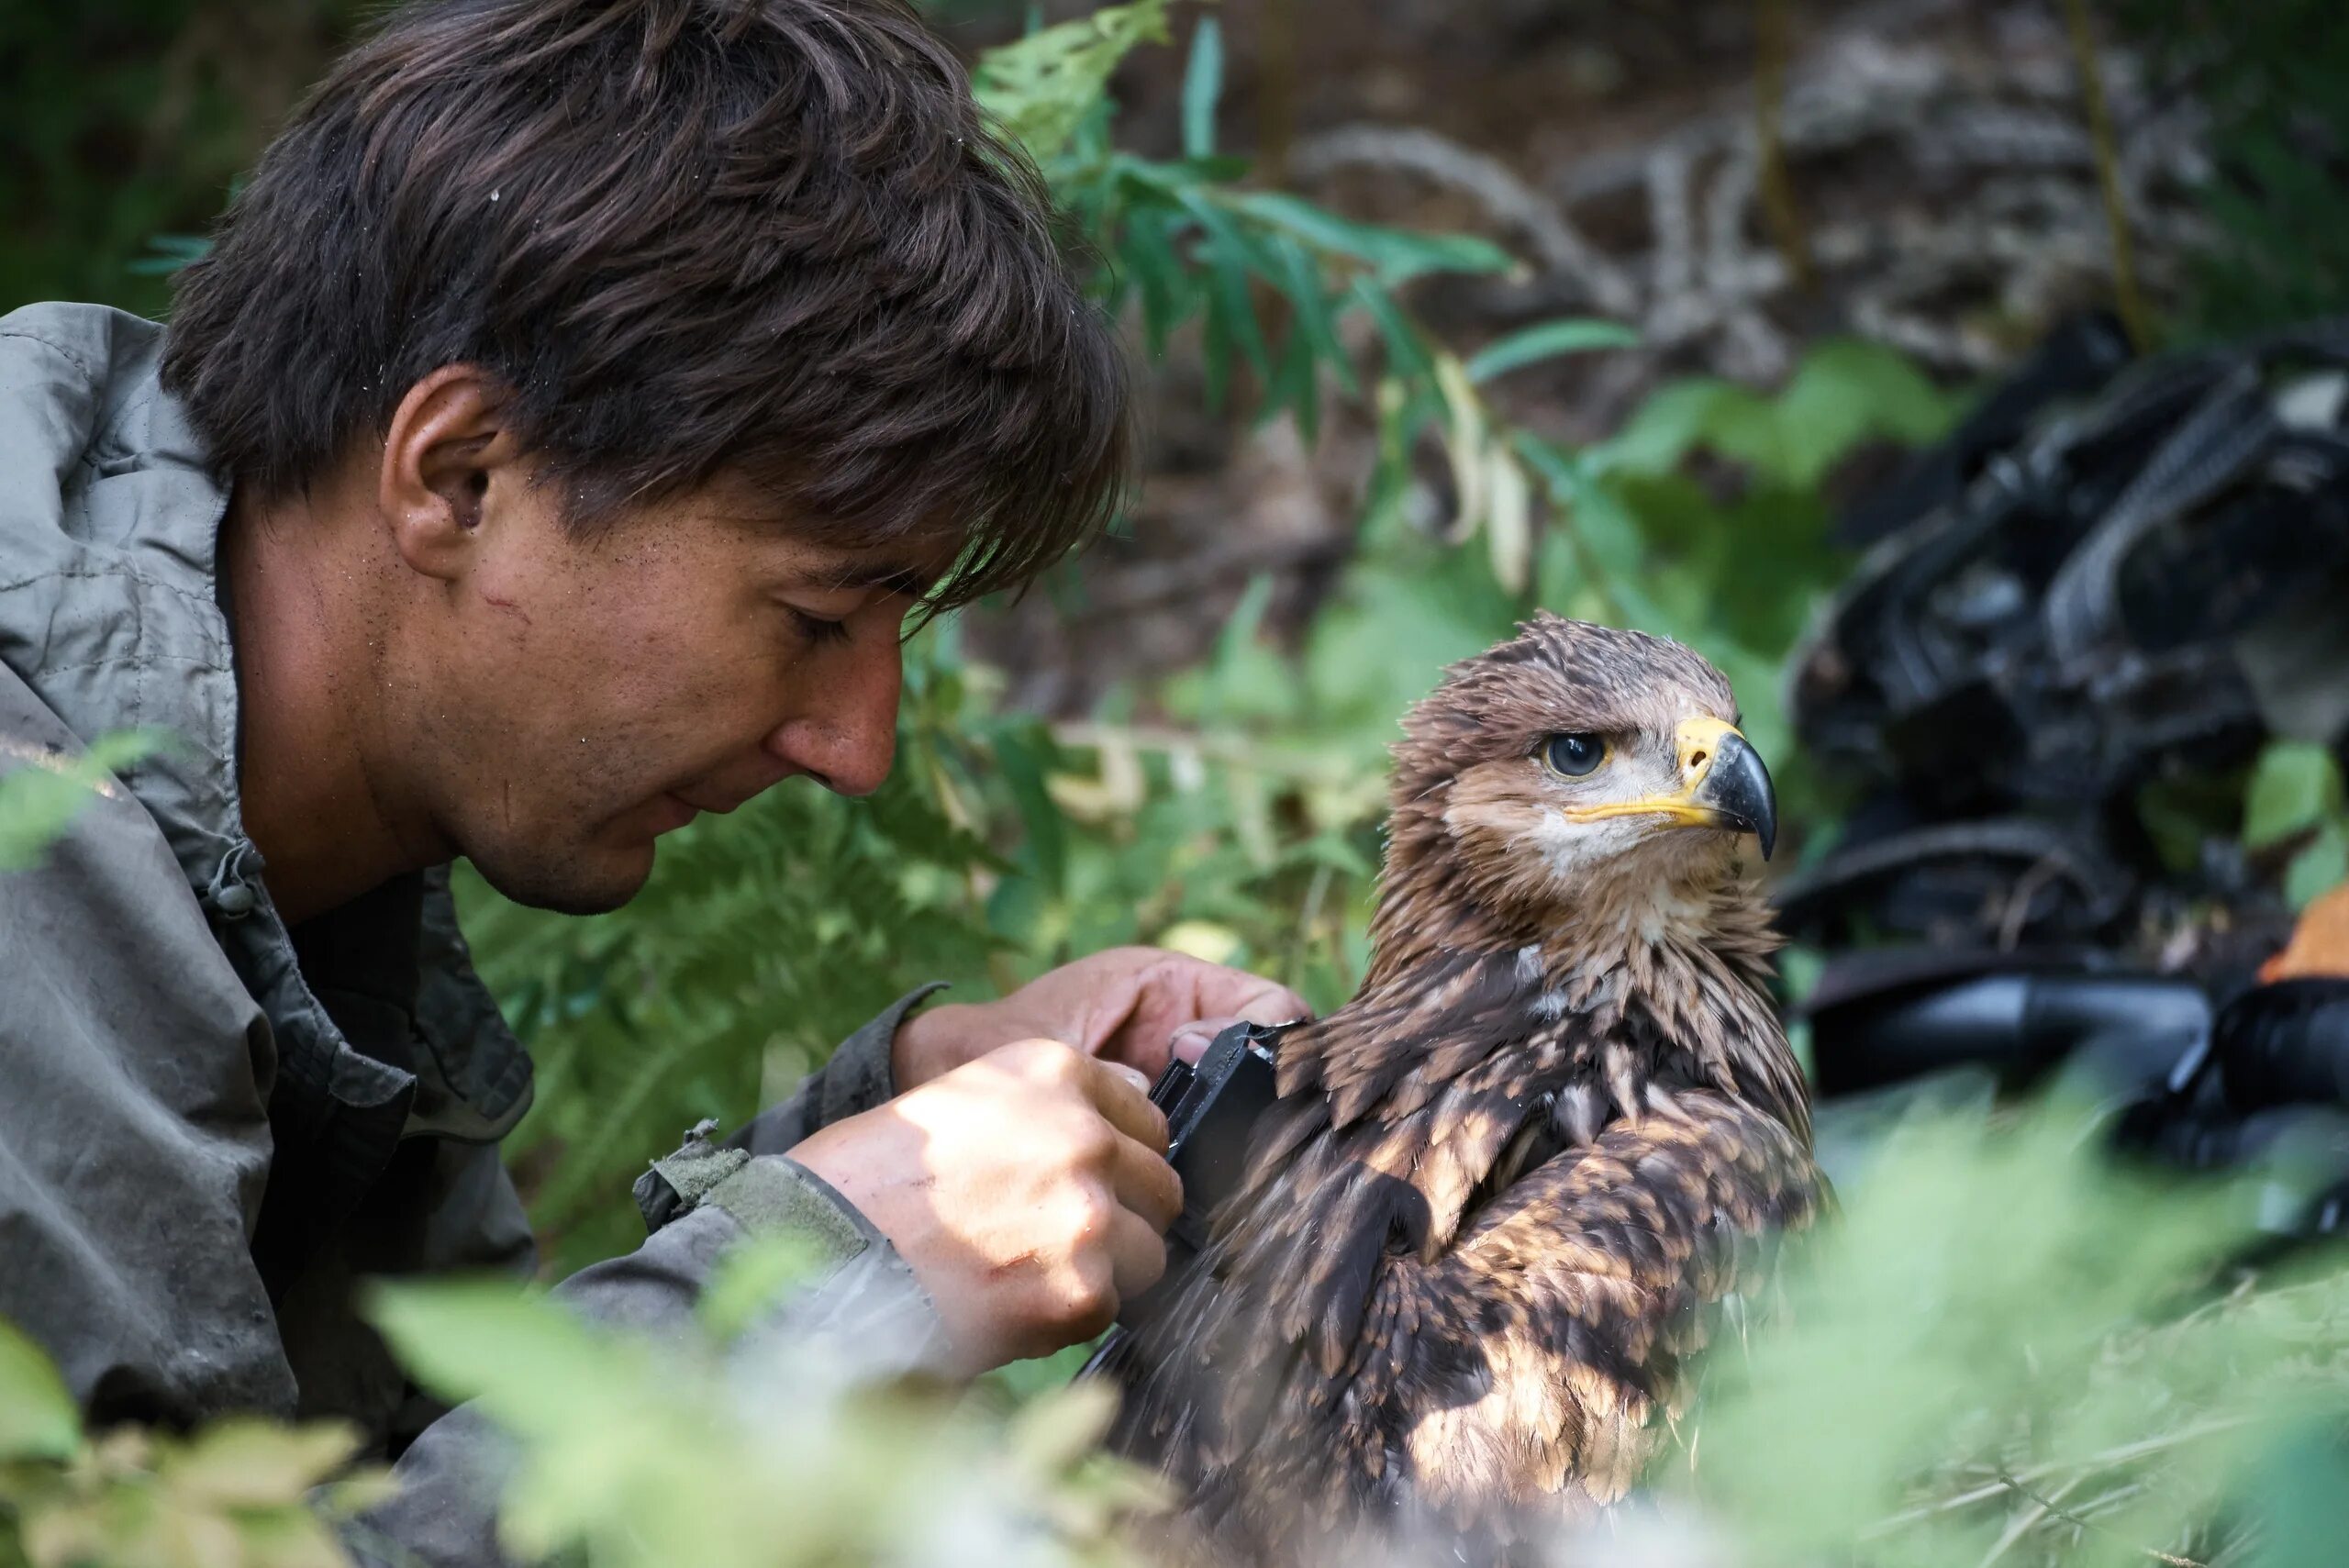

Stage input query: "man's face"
[{"left": 401, "top": 468, "right": 936, "bottom": 915}]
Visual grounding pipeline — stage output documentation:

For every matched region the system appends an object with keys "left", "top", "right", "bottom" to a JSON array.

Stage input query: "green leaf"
[
  {"left": 2139, "top": 775, "right": 2238, "bottom": 875},
  {"left": 1225, "top": 191, "right": 1517, "bottom": 284},
  {"left": 165, "top": 1419, "right": 363, "bottom": 1508},
  {"left": 1268, "top": 235, "right": 1359, "bottom": 396},
  {"left": 1264, "top": 321, "right": 1321, "bottom": 442},
  {"left": 1464, "top": 317, "right": 1640, "bottom": 384},
  {"left": 1180, "top": 16, "right": 1220, "bottom": 161},
  {"left": 1007, "top": 1380, "right": 1119, "bottom": 1473},
  {"left": 1586, "top": 376, "right": 1748, "bottom": 477},
  {"left": 992, "top": 729, "right": 1068, "bottom": 895},
  {"left": 2246, "top": 1418, "right": 2349, "bottom": 1568},
  {"left": 1201, "top": 573, "right": 1277, "bottom": 728},
  {"left": 1207, "top": 241, "right": 1273, "bottom": 382},
  {"left": 985, "top": 873, "right": 1048, "bottom": 947},
  {"left": 971, "top": 0, "right": 1175, "bottom": 163},
  {"left": 81, "top": 730, "right": 166, "bottom": 772},
  {"left": 0, "top": 768, "right": 100, "bottom": 871},
  {"left": 1198, "top": 271, "right": 1233, "bottom": 413},
  {"left": 128, "top": 233, "right": 214, "bottom": 276},
  {"left": 0, "top": 728, "right": 168, "bottom": 871},
  {"left": 2244, "top": 741, "right": 2344, "bottom": 849},
  {"left": 1274, "top": 830, "right": 1376, "bottom": 880},
  {"left": 1676, "top": 1096, "right": 2286, "bottom": 1559},
  {"left": 1585, "top": 339, "right": 1957, "bottom": 487},
  {"left": 0, "top": 1317, "right": 80, "bottom": 1461},
  {"left": 984, "top": 1338, "right": 1101, "bottom": 1403},
  {"left": 1347, "top": 277, "right": 1431, "bottom": 379},
  {"left": 1118, "top": 207, "right": 1193, "bottom": 354},
  {"left": 1174, "top": 190, "right": 1274, "bottom": 382},
  {"left": 1770, "top": 338, "right": 1961, "bottom": 488},
  {"left": 2286, "top": 820, "right": 2349, "bottom": 909},
  {"left": 366, "top": 1280, "right": 628, "bottom": 1438},
  {"left": 696, "top": 1234, "right": 828, "bottom": 1344}
]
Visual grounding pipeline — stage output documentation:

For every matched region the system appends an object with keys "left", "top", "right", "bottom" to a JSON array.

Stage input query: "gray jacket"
[{"left": 0, "top": 303, "right": 949, "bottom": 1562}]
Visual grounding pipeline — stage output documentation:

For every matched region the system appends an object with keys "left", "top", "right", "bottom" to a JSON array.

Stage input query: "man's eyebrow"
[{"left": 802, "top": 561, "right": 937, "bottom": 597}]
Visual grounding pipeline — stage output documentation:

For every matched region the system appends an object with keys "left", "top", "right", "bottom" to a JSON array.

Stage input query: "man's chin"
[{"left": 465, "top": 841, "right": 655, "bottom": 916}]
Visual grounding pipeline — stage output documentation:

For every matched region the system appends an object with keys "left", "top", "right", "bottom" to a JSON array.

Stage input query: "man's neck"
[{"left": 221, "top": 478, "right": 445, "bottom": 927}]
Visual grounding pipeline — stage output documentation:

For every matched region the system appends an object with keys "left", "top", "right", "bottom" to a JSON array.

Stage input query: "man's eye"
[
  {"left": 789, "top": 608, "right": 852, "bottom": 647},
  {"left": 1541, "top": 733, "right": 1606, "bottom": 778}
]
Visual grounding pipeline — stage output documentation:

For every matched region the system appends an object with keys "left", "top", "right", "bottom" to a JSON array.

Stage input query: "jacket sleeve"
[
  {"left": 726, "top": 983, "right": 948, "bottom": 1155},
  {"left": 0, "top": 683, "right": 297, "bottom": 1428},
  {"left": 354, "top": 1011, "right": 955, "bottom": 1568}
]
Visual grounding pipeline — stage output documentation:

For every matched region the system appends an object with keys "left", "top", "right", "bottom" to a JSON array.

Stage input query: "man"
[{"left": 0, "top": 0, "right": 1304, "bottom": 1560}]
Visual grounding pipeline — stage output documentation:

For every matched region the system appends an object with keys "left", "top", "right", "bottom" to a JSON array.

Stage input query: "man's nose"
[{"left": 764, "top": 638, "right": 902, "bottom": 797}]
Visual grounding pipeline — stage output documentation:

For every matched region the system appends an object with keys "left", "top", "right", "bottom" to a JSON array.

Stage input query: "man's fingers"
[
  {"left": 1081, "top": 1053, "right": 1168, "bottom": 1151},
  {"left": 1169, "top": 1016, "right": 1241, "bottom": 1065},
  {"left": 1227, "top": 977, "right": 1311, "bottom": 1028},
  {"left": 1107, "top": 1206, "right": 1169, "bottom": 1305},
  {"left": 1108, "top": 1126, "right": 1184, "bottom": 1231}
]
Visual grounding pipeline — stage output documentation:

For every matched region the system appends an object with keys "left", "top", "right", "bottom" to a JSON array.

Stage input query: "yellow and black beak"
[
  {"left": 1677, "top": 715, "right": 1777, "bottom": 860},
  {"left": 1559, "top": 715, "right": 1779, "bottom": 859}
]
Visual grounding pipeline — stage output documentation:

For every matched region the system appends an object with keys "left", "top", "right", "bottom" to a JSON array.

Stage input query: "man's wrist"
[{"left": 890, "top": 997, "right": 975, "bottom": 1092}]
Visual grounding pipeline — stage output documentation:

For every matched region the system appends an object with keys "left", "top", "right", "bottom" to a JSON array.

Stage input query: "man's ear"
[{"left": 377, "top": 366, "right": 529, "bottom": 583}]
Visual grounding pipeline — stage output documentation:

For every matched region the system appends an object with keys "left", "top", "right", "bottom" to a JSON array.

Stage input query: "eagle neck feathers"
[{"left": 1275, "top": 854, "right": 1806, "bottom": 1262}]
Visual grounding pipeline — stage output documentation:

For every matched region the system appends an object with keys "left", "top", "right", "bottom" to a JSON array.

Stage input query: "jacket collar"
[{"left": 0, "top": 302, "right": 531, "bottom": 1148}]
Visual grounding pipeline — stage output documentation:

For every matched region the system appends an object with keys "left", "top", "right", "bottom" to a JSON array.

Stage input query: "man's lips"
[
  {"left": 655, "top": 780, "right": 789, "bottom": 829},
  {"left": 668, "top": 788, "right": 752, "bottom": 816},
  {"left": 644, "top": 769, "right": 806, "bottom": 837}
]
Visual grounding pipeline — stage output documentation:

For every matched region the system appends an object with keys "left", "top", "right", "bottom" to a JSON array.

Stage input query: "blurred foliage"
[
  {"left": 1660, "top": 1095, "right": 2349, "bottom": 1568},
  {"left": 14, "top": 1094, "right": 2349, "bottom": 1567},
  {"left": 0, "top": 732, "right": 166, "bottom": 872},
  {"left": 0, "top": 1, "right": 365, "bottom": 317},
  {"left": 0, "top": 1321, "right": 391, "bottom": 1568},
  {"left": 2241, "top": 742, "right": 2349, "bottom": 912},
  {"left": 360, "top": 1251, "right": 1163, "bottom": 1568},
  {"left": 2114, "top": 0, "right": 2349, "bottom": 336}
]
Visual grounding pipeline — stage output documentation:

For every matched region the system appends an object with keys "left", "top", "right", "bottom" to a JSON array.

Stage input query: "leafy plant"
[
  {"left": 0, "top": 1322, "right": 389, "bottom": 1568},
  {"left": 1660, "top": 1094, "right": 2349, "bottom": 1568},
  {"left": 2242, "top": 740, "right": 2349, "bottom": 910},
  {"left": 0, "top": 731, "right": 169, "bottom": 871},
  {"left": 971, "top": 0, "right": 1180, "bottom": 163},
  {"left": 2116, "top": 0, "right": 2349, "bottom": 336},
  {"left": 360, "top": 1251, "right": 1159, "bottom": 1568},
  {"left": 0, "top": 1, "right": 363, "bottom": 317}
]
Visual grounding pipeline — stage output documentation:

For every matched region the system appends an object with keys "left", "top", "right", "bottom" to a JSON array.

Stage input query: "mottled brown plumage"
[{"left": 1107, "top": 615, "right": 1826, "bottom": 1564}]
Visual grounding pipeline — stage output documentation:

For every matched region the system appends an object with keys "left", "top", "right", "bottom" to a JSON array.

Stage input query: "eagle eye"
[{"left": 1541, "top": 732, "right": 1606, "bottom": 778}]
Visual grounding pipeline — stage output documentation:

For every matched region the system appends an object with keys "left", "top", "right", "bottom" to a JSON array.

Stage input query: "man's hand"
[
  {"left": 789, "top": 1039, "right": 1180, "bottom": 1373},
  {"left": 892, "top": 947, "right": 1308, "bottom": 1092}
]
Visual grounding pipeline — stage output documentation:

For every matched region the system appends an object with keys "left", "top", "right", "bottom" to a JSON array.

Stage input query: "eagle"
[{"left": 1105, "top": 614, "right": 1827, "bottom": 1563}]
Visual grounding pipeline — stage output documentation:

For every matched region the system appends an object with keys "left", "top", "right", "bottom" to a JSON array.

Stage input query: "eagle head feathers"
[
  {"left": 1107, "top": 614, "right": 1826, "bottom": 1564},
  {"left": 1379, "top": 614, "right": 1779, "bottom": 984}
]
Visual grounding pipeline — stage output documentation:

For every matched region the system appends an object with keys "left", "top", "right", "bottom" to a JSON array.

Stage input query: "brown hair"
[{"left": 161, "top": 0, "right": 1129, "bottom": 608}]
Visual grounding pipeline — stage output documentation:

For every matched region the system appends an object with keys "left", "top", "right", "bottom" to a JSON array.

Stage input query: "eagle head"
[{"left": 1380, "top": 614, "right": 1776, "bottom": 951}]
